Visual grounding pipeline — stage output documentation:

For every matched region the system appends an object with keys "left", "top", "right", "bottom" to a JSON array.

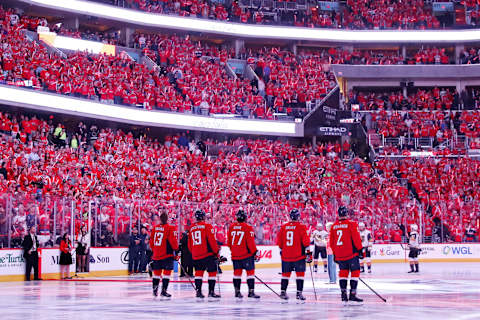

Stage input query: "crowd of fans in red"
[
  {"left": 348, "top": 88, "right": 480, "bottom": 152},
  {"left": 347, "top": 88, "right": 480, "bottom": 158},
  {"left": 17, "top": 8, "right": 457, "bottom": 67},
  {"left": 460, "top": 47, "right": 480, "bottom": 64},
  {"left": 92, "top": 0, "right": 451, "bottom": 30},
  {"left": 0, "top": 110, "right": 478, "bottom": 248},
  {"left": 301, "top": 46, "right": 451, "bottom": 65},
  {"left": 246, "top": 47, "right": 336, "bottom": 113},
  {"left": 0, "top": 7, "right": 278, "bottom": 119},
  {"left": 5, "top": 6, "right": 359, "bottom": 119},
  {"left": 13, "top": 12, "right": 124, "bottom": 45},
  {"left": 348, "top": 88, "right": 460, "bottom": 112}
]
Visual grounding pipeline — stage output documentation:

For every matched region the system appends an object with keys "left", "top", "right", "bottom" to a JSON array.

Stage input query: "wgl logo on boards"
[{"left": 442, "top": 246, "right": 473, "bottom": 256}]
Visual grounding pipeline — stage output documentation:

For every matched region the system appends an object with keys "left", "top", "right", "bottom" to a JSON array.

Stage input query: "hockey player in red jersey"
[
  {"left": 227, "top": 210, "right": 260, "bottom": 299},
  {"left": 330, "top": 206, "right": 364, "bottom": 305},
  {"left": 149, "top": 212, "right": 179, "bottom": 298},
  {"left": 188, "top": 210, "right": 221, "bottom": 299},
  {"left": 276, "top": 209, "right": 311, "bottom": 301}
]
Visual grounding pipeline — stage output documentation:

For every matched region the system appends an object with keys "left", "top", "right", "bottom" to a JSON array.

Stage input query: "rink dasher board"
[{"left": 1, "top": 244, "right": 479, "bottom": 281}]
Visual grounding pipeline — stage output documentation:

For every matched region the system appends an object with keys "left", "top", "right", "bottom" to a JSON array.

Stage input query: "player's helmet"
[
  {"left": 359, "top": 222, "right": 365, "bottom": 230},
  {"left": 325, "top": 222, "right": 333, "bottom": 231},
  {"left": 290, "top": 209, "right": 300, "bottom": 221},
  {"left": 411, "top": 224, "right": 418, "bottom": 231},
  {"left": 195, "top": 209, "right": 206, "bottom": 221},
  {"left": 338, "top": 206, "right": 348, "bottom": 218},
  {"left": 316, "top": 223, "right": 323, "bottom": 229},
  {"left": 236, "top": 209, "right": 247, "bottom": 222}
]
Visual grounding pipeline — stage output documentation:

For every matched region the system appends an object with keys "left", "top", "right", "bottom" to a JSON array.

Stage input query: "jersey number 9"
[
  {"left": 192, "top": 230, "right": 202, "bottom": 245},
  {"left": 286, "top": 231, "right": 294, "bottom": 246}
]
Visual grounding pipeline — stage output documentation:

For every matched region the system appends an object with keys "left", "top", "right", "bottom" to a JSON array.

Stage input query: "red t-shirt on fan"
[
  {"left": 149, "top": 223, "right": 179, "bottom": 260},
  {"left": 188, "top": 221, "right": 219, "bottom": 260},
  {"left": 330, "top": 219, "right": 362, "bottom": 261},
  {"left": 277, "top": 221, "right": 310, "bottom": 262},
  {"left": 227, "top": 222, "right": 257, "bottom": 260}
]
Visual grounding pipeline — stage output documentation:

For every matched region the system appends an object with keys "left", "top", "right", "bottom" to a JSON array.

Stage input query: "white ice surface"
[{"left": 1, "top": 262, "right": 479, "bottom": 320}]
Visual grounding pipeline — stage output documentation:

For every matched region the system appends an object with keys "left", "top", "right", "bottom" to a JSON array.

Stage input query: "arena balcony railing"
[{"left": 16, "top": 0, "right": 480, "bottom": 43}]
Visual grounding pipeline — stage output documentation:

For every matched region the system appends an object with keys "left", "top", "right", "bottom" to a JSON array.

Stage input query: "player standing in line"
[
  {"left": 311, "top": 223, "right": 328, "bottom": 273},
  {"left": 227, "top": 210, "right": 260, "bottom": 299},
  {"left": 358, "top": 222, "right": 373, "bottom": 273},
  {"left": 188, "top": 210, "right": 221, "bottom": 299},
  {"left": 408, "top": 224, "right": 420, "bottom": 273},
  {"left": 330, "top": 206, "right": 363, "bottom": 305},
  {"left": 149, "top": 212, "right": 179, "bottom": 298},
  {"left": 277, "top": 209, "right": 311, "bottom": 301}
]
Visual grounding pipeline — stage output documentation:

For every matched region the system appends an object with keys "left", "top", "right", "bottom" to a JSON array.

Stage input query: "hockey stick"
[
  {"left": 254, "top": 275, "right": 282, "bottom": 299},
  {"left": 308, "top": 262, "right": 317, "bottom": 300},
  {"left": 358, "top": 278, "right": 387, "bottom": 303},
  {"left": 216, "top": 261, "right": 221, "bottom": 296},
  {"left": 178, "top": 261, "right": 197, "bottom": 292}
]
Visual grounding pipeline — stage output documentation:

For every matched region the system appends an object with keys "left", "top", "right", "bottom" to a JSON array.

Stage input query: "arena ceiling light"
[
  {"left": 27, "top": 0, "right": 480, "bottom": 43},
  {"left": 0, "top": 86, "right": 299, "bottom": 136}
]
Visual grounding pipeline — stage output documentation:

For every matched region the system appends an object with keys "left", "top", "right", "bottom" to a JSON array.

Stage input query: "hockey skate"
[
  {"left": 208, "top": 291, "right": 221, "bottom": 301},
  {"left": 296, "top": 292, "right": 306, "bottom": 302},
  {"left": 349, "top": 293, "right": 363, "bottom": 306},
  {"left": 196, "top": 290, "right": 205, "bottom": 300},
  {"left": 248, "top": 290, "right": 260, "bottom": 299},
  {"left": 280, "top": 291, "right": 289, "bottom": 300},
  {"left": 160, "top": 290, "right": 172, "bottom": 300},
  {"left": 152, "top": 285, "right": 159, "bottom": 298},
  {"left": 341, "top": 291, "right": 348, "bottom": 306},
  {"left": 235, "top": 291, "right": 243, "bottom": 299}
]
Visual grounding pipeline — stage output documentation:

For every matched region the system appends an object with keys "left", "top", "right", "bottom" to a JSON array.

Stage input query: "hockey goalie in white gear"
[
  {"left": 408, "top": 224, "right": 421, "bottom": 273},
  {"left": 311, "top": 223, "right": 328, "bottom": 273},
  {"left": 358, "top": 222, "right": 373, "bottom": 273}
]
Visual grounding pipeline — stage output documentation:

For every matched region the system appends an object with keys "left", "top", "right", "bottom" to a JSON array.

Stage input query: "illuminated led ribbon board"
[
  {"left": 38, "top": 32, "right": 116, "bottom": 55},
  {"left": 0, "top": 85, "right": 300, "bottom": 136}
]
